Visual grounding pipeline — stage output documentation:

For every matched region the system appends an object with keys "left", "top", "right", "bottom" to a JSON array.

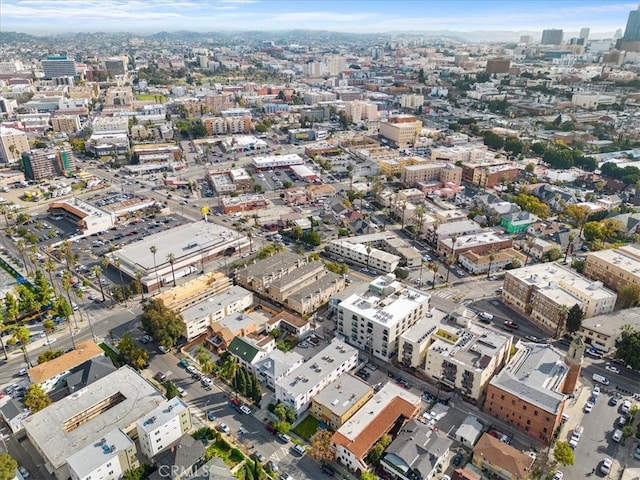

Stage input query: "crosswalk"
[{"left": 431, "top": 289, "right": 460, "bottom": 300}]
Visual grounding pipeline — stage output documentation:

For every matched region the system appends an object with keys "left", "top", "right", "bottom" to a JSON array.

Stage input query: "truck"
[{"left": 592, "top": 373, "right": 610, "bottom": 386}]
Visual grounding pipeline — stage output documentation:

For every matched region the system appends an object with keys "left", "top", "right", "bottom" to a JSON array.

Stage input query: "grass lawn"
[
  {"left": 205, "top": 438, "right": 245, "bottom": 468},
  {"left": 276, "top": 338, "right": 297, "bottom": 353},
  {"left": 136, "top": 93, "right": 167, "bottom": 102},
  {"left": 99, "top": 342, "right": 118, "bottom": 364},
  {"left": 292, "top": 415, "right": 320, "bottom": 440}
]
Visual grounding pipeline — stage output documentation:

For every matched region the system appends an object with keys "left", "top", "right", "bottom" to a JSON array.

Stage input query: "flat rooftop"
[
  {"left": 181, "top": 285, "right": 252, "bottom": 324},
  {"left": 489, "top": 342, "right": 567, "bottom": 413},
  {"left": 278, "top": 340, "right": 358, "bottom": 398},
  {"left": 508, "top": 263, "right": 616, "bottom": 302},
  {"left": 66, "top": 428, "right": 134, "bottom": 479},
  {"left": 137, "top": 397, "right": 189, "bottom": 435},
  {"left": 332, "top": 239, "right": 400, "bottom": 264},
  {"left": 440, "top": 231, "right": 507, "bottom": 249},
  {"left": 586, "top": 245, "right": 640, "bottom": 274},
  {"left": 238, "top": 251, "right": 303, "bottom": 280},
  {"left": 581, "top": 307, "right": 640, "bottom": 336},
  {"left": 22, "top": 366, "right": 165, "bottom": 470},
  {"left": 313, "top": 373, "right": 372, "bottom": 416},
  {"left": 112, "top": 221, "right": 243, "bottom": 272}
]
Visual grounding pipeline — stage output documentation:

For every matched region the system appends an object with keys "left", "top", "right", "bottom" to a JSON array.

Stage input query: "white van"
[
  {"left": 621, "top": 400, "right": 632, "bottom": 414},
  {"left": 592, "top": 373, "right": 610, "bottom": 386}
]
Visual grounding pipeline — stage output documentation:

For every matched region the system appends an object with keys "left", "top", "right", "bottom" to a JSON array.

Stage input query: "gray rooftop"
[
  {"left": 65, "top": 356, "right": 117, "bottom": 393},
  {"left": 153, "top": 434, "right": 205, "bottom": 479},
  {"left": 180, "top": 285, "right": 252, "bottom": 324},
  {"left": 113, "top": 221, "right": 244, "bottom": 272},
  {"left": 286, "top": 271, "right": 344, "bottom": 303},
  {"left": 278, "top": 340, "right": 358, "bottom": 398},
  {"left": 255, "top": 349, "right": 304, "bottom": 380},
  {"left": 581, "top": 307, "right": 640, "bottom": 336},
  {"left": 66, "top": 428, "right": 134, "bottom": 479},
  {"left": 383, "top": 419, "right": 453, "bottom": 477},
  {"left": 489, "top": 342, "right": 567, "bottom": 413},
  {"left": 238, "top": 251, "right": 306, "bottom": 281},
  {"left": 22, "top": 366, "right": 165, "bottom": 469},
  {"left": 137, "top": 397, "right": 189, "bottom": 435},
  {"left": 313, "top": 373, "right": 372, "bottom": 416},
  {"left": 216, "top": 312, "right": 255, "bottom": 332},
  {"left": 435, "top": 219, "right": 483, "bottom": 236}
]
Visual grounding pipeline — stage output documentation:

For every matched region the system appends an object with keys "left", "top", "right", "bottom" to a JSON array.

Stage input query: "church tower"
[{"left": 562, "top": 336, "right": 585, "bottom": 394}]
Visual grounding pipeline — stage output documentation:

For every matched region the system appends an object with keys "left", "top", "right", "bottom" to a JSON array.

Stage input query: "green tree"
[
  {"left": 196, "top": 344, "right": 214, "bottom": 373},
  {"left": 564, "top": 204, "right": 591, "bottom": 238},
  {"left": 616, "top": 328, "right": 640, "bottom": 370},
  {"left": 553, "top": 441, "right": 575, "bottom": 466},
  {"left": 0, "top": 453, "right": 18, "bottom": 480},
  {"left": 37, "top": 349, "right": 63, "bottom": 364},
  {"left": 566, "top": 304, "right": 584, "bottom": 333},
  {"left": 617, "top": 284, "right": 640, "bottom": 309},
  {"left": 11, "top": 325, "right": 32, "bottom": 367},
  {"left": 541, "top": 247, "right": 562, "bottom": 263},
  {"left": 360, "top": 473, "right": 377, "bottom": 480},
  {"left": 33, "top": 269, "right": 53, "bottom": 307},
  {"left": 366, "top": 433, "right": 392, "bottom": 465},
  {"left": 140, "top": 298, "right": 184, "bottom": 348},
  {"left": 4, "top": 292, "right": 19, "bottom": 323},
  {"left": 16, "top": 284, "right": 37, "bottom": 316},
  {"left": 117, "top": 332, "right": 149, "bottom": 370},
  {"left": 23, "top": 383, "right": 51, "bottom": 412},
  {"left": 309, "top": 429, "right": 334, "bottom": 462},
  {"left": 165, "top": 380, "right": 179, "bottom": 400}
]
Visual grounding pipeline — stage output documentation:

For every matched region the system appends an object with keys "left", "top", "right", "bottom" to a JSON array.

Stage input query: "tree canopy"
[
  {"left": 565, "top": 304, "right": 584, "bottom": 334},
  {"left": 0, "top": 453, "right": 18, "bottom": 480},
  {"left": 141, "top": 299, "right": 184, "bottom": 348},
  {"left": 24, "top": 384, "right": 52, "bottom": 412},
  {"left": 618, "top": 284, "right": 640, "bottom": 309},
  {"left": 117, "top": 333, "right": 149, "bottom": 370},
  {"left": 553, "top": 441, "right": 575, "bottom": 466},
  {"left": 615, "top": 328, "right": 640, "bottom": 370}
]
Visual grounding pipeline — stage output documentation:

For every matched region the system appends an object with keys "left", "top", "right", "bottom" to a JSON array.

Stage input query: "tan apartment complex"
[
  {"left": 401, "top": 162, "right": 463, "bottom": 187},
  {"left": 379, "top": 115, "right": 422, "bottom": 147},
  {"left": 502, "top": 263, "right": 616, "bottom": 334},
  {"left": 583, "top": 245, "right": 640, "bottom": 292}
]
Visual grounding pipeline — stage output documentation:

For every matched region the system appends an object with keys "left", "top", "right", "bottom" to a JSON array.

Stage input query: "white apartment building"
[
  {"left": 503, "top": 263, "right": 617, "bottom": 333},
  {"left": 0, "top": 126, "right": 29, "bottom": 163},
  {"left": 180, "top": 285, "right": 253, "bottom": 341},
  {"left": 431, "top": 145, "right": 488, "bottom": 163},
  {"left": 275, "top": 339, "right": 358, "bottom": 416},
  {"left": 328, "top": 239, "right": 400, "bottom": 273},
  {"left": 137, "top": 397, "right": 192, "bottom": 459},
  {"left": 92, "top": 116, "right": 129, "bottom": 135},
  {"left": 337, "top": 275, "right": 431, "bottom": 362},
  {"left": 67, "top": 429, "right": 138, "bottom": 480},
  {"left": 255, "top": 349, "right": 305, "bottom": 389}
]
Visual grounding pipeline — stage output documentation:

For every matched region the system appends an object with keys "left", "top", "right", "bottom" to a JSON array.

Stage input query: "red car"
[
  {"left": 229, "top": 397, "right": 241, "bottom": 407},
  {"left": 504, "top": 321, "right": 518, "bottom": 329}
]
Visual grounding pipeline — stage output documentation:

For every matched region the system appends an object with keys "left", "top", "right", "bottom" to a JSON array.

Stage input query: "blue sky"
[{"left": 1, "top": 0, "right": 635, "bottom": 35}]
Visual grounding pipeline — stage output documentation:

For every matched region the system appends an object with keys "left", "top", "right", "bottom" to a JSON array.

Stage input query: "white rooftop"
[{"left": 66, "top": 428, "right": 133, "bottom": 479}]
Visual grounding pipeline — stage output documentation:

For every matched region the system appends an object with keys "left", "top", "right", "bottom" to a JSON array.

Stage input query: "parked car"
[
  {"left": 478, "top": 312, "right": 493, "bottom": 322},
  {"left": 158, "top": 345, "right": 169, "bottom": 354},
  {"left": 290, "top": 444, "right": 305, "bottom": 456},
  {"left": 217, "top": 422, "right": 230, "bottom": 433},
  {"left": 277, "top": 433, "right": 291, "bottom": 443},
  {"left": 584, "top": 401, "right": 594, "bottom": 413},
  {"left": 605, "top": 365, "right": 620, "bottom": 374},
  {"left": 206, "top": 411, "right": 217, "bottom": 421},
  {"left": 153, "top": 372, "right": 167, "bottom": 382},
  {"left": 600, "top": 457, "right": 612, "bottom": 474},
  {"left": 504, "top": 321, "right": 518, "bottom": 329},
  {"left": 176, "top": 387, "right": 187, "bottom": 397}
]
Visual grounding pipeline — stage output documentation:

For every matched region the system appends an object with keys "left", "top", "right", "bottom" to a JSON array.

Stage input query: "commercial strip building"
[
  {"left": 332, "top": 382, "right": 422, "bottom": 473},
  {"left": 275, "top": 339, "right": 358, "bottom": 416},
  {"left": 484, "top": 339, "right": 583, "bottom": 444},
  {"left": 583, "top": 245, "right": 640, "bottom": 293},
  {"left": 218, "top": 193, "right": 268, "bottom": 214},
  {"left": 108, "top": 221, "right": 249, "bottom": 293},
  {"left": 236, "top": 252, "right": 345, "bottom": 315},
  {"left": 337, "top": 274, "right": 431, "bottom": 363},
  {"left": 252, "top": 153, "right": 304, "bottom": 170},
  {"left": 398, "top": 310, "right": 512, "bottom": 400},
  {"left": 502, "top": 263, "right": 617, "bottom": 334},
  {"left": 47, "top": 198, "right": 117, "bottom": 235},
  {"left": 22, "top": 366, "right": 166, "bottom": 479},
  {"left": 310, "top": 373, "right": 374, "bottom": 430}
]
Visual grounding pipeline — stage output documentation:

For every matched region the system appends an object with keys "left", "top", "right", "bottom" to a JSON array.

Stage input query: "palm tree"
[
  {"left": 42, "top": 319, "right": 55, "bottom": 351},
  {"left": 61, "top": 273, "right": 78, "bottom": 329},
  {"left": 113, "top": 257, "right": 125, "bottom": 291},
  {"left": 91, "top": 265, "right": 106, "bottom": 302},
  {"left": 486, "top": 249, "right": 498, "bottom": 279},
  {"left": 150, "top": 245, "right": 159, "bottom": 291},
  {"left": 134, "top": 268, "right": 144, "bottom": 300},
  {"left": 564, "top": 231, "right": 576, "bottom": 263},
  {"left": 366, "top": 242, "right": 372, "bottom": 269},
  {"left": 167, "top": 253, "right": 177, "bottom": 286},
  {"left": 523, "top": 237, "right": 536, "bottom": 267},
  {"left": 11, "top": 326, "right": 32, "bottom": 367},
  {"left": 44, "top": 259, "right": 57, "bottom": 294},
  {"left": 428, "top": 262, "right": 441, "bottom": 290},
  {"left": 0, "top": 313, "right": 8, "bottom": 361},
  {"left": 556, "top": 304, "right": 569, "bottom": 339},
  {"left": 16, "top": 239, "right": 28, "bottom": 274},
  {"left": 445, "top": 234, "right": 458, "bottom": 284},
  {"left": 400, "top": 202, "right": 408, "bottom": 230},
  {"left": 413, "top": 205, "right": 426, "bottom": 247},
  {"left": 247, "top": 230, "right": 253, "bottom": 253}
]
